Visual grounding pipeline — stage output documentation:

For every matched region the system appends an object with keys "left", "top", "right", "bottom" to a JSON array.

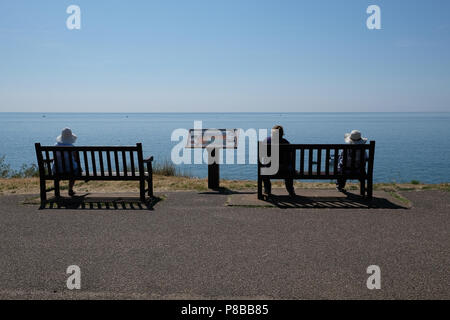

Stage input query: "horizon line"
[{"left": 1, "top": 111, "right": 449, "bottom": 114}]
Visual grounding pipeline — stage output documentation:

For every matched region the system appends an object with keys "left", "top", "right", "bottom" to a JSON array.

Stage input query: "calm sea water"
[{"left": 0, "top": 113, "right": 449, "bottom": 183}]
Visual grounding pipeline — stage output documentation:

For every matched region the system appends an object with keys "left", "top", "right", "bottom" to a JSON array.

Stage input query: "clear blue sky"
[{"left": 0, "top": 0, "right": 449, "bottom": 112}]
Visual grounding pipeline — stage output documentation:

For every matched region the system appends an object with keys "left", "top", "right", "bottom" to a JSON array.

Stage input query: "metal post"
[{"left": 208, "top": 148, "right": 220, "bottom": 189}]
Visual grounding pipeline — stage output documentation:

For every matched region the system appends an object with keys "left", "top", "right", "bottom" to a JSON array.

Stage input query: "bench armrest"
[{"left": 143, "top": 156, "right": 154, "bottom": 163}]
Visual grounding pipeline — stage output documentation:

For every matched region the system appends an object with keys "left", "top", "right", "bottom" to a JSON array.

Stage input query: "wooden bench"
[
  {"left": 35, "top": 143, "right": 154, "bottom": 206},
  {"left": 257, "top": 141, "right": 375, "bottom": 200}
]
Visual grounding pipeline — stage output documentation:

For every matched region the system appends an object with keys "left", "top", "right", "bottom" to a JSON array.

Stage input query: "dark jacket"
[
  {"left": 263, "top": 136, "right": 294, "bottom": 168},
  {"left": 337, "top": 149, "right": 368, "bottom": 173}
]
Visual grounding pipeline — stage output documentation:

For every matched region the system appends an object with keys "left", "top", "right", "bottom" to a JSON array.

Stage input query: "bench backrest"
[
  {"left": 258, "top": 141, "right": 375, "bottom": 178},
  {"left": 35, "top": 143, "right": 145, "bottom": 179}
]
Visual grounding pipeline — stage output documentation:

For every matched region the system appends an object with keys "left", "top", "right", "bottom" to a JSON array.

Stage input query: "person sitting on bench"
[
  {"left": 336, "top": 130, "right": 368, "bottom": 192},
  {"left": 52, "top": 127, "right": 80, "bottom": 196},
  {"left": 263, "top": 125, "right": 296, "bottom": 197}
]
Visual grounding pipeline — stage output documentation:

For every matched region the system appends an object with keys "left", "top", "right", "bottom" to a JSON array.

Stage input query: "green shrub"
[
  {"left": 411, "top": 180, "right": 420, "bottom": 185},
  {"left": 11, "top": 164, "right": 39, "bottom": 178},
  {"left": 0, "top": 156, "right": 12, "bottom": 178},
  {"left": 0, "top": 155, "right": 39, "bottom": 178},
  {"left": 152, "top": 159, "right": 190, "bottom": 177}
]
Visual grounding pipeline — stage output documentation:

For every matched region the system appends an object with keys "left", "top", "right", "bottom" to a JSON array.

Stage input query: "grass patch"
[
  {"left": 0, "top": 177, "right": 449, "bottom": 195},
  {"left": 397, "top": 187, "right": 415, "bottom": 191},
  {"left": 387, "top": 191, "right": 411, "bottom": 206}
]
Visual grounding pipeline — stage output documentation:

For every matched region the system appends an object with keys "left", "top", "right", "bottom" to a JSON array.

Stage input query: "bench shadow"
[
  {"left": 40, "top": 194, "right": 161, "bottom": 210},
  {"left": 198, "top": 187, "right": 255, "bottom": 195},
  {"left": 261, "top": 192, "right": 407, "bottom": 209},
  {"left": 199, "top": 188, "right": 406, "bottom": 209}
]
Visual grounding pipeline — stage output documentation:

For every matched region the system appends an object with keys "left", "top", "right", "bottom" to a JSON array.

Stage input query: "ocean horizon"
[{"left": 1, "top": 112, "right": 449, "bottom": 184}]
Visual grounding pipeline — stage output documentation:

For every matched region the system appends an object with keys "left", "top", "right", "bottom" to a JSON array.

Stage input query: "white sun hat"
[
  {"left": 56, "top": 127, "right": 77, "bottom": 144},
  {"left": 344, "top": 130, "right": 367, "bottom": 144}
]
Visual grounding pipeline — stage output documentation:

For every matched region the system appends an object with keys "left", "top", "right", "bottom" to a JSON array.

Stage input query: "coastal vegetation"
[
  {"left": 0, "top": 156, "right": 188, "bottom": 178},
  {"left": 0, "top": 156, "right": 39, "bottom": 178},
  {"left": 0, "top": 156, "right": 448, "bottom": 195},
  {"left": 152, "top": 159, "right": 191, "bottom": 177},
  {"left": 0, "top": 176, "right": 448, "bottom": 196}
]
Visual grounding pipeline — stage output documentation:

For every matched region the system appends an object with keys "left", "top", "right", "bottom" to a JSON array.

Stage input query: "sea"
[{"left": 0, "top": 112, "right": 449, "bottom": 183}]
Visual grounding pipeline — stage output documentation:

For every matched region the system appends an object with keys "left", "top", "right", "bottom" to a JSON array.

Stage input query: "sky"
[{"left": 0, "top": 0, "right": 449, "bottom": 112}]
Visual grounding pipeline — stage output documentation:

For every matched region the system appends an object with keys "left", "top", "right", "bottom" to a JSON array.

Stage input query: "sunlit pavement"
[{"left": 0, "top": 190, "right": 448, "bottom": 299}]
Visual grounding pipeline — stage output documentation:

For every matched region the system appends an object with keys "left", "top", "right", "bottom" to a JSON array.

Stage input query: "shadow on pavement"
[
  {"left": 40, "top": 194, "right": 162, "bottom": 210},
  {"left": 262, "top": 192, "right": 407, "bottom": 209},
  {"left": 198, "top": 187, "right": 236, "bottom": 195}
]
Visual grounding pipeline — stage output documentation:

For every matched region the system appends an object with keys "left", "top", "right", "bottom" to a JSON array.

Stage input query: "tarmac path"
[{"left": 0, "top": 190, "right": 448, "bottom": 299}]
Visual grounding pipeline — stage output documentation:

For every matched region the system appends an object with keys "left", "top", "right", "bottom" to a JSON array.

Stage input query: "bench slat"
[
  {"left": 44, "top": 172, "right": 146, "bottom": 181},
  {"left": 317, "top": 148, "right": 322, "bottom": 175},
  {"left": 91, "top": 151, "right": 97, "bottom": 176},
  {"left": 99, "top": 151, "right": 105, "bottom": 177},
  {"left": 279, "top": 144, "right": 371, "bottom": 150},
  {"left": 334, "top": 148, "right": 338, "bottom": 175},
  {"left": 83, "top": 150, "right": 90, "bottom": 176},
  {"left": 107, "top": 151, "right": 113, "bottom": 176},
  {"left": 300, "top": 149, "right": 304, "bottom": 175},
  {"left": 114, "top": 151, "right": 120, "bottom": 177},
  {"left": 308, "top": 148, "right": 313, "bottom": 175},
  {"left": 325, "top": 149, "right": 330, "bottom": 176},
  {"left": 38, "top": 146, "right": 139, "bottom": 152},
  {"left": 122, "top": 151, "right": 128, "bottom": 176},
  {"left": 270, "top": 172, "right": 367, "bottom": 180},
  {"left": 130, "top": 151, "right": 136, "bottom": 177}
]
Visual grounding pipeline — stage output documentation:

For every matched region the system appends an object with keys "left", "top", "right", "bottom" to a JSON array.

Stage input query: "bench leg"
[
  {"left": 367, "top": 177, "right": 373, "bottom": 200},
  {"left": 147, "top": 162, "right": 153, "bottom": 198},
  {"left": 257, "top": 175, "right": 263, "bottom": 200},
  {"left": 39, "top": 180, "right": 47, "bottom": 208},
  {"left": 139, "top": 179, "right": 146, "bottom": 202},
  {"left": 360, "top": 179, "right": 365, "bottom": 197},
  {"left": 54, "top": 180, "right": 60, "bottom": 198},
  {"left": 148, "top": 176, "right": 153, "bottom": 198}
]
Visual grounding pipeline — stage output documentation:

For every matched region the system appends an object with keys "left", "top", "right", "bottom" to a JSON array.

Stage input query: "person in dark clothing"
[
  {"left": 336, "top": 130, "right": 368, "bottom": 192},
  {"left": 262, "top": 125, "right": 296, "bottom": 197}
]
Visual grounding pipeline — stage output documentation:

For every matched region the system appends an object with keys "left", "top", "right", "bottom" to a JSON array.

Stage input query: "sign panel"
[{"left": 186, "top": 129, "right": 239, "bottom": 149}]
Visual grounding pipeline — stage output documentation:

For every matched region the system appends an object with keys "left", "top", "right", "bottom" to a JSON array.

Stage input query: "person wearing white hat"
[
  {"left": 344, "top": 129, "right": 368, "bottom": 145},
  {"left": 336, "top": 130, "right": 368, "bottom": 192},
  {"left": 56, "top": 127, "right": 77, "bottom": 145},
  {"left": 53, "top": 128, "right": 79, "bottom": 196}
]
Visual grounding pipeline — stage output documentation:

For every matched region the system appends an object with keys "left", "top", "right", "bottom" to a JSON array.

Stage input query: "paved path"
[{"left": 0, "top": 190, "right": 448, "bottom": 299}]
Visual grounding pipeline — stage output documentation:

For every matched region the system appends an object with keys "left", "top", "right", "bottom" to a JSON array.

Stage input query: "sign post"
[
  {"left": 186, "top": 128, "right": 239, "bottom": 190},
  {"left": 207, "top": 148, "right": 220, "bottom": 189}
]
